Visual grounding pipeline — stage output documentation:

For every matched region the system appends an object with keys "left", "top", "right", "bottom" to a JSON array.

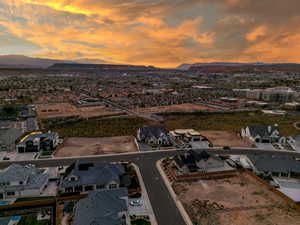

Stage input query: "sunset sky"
[{"left": 0, "top": 0, "right": 300, "bottom": 67}]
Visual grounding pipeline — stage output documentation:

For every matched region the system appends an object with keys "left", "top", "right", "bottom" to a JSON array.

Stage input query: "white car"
[{"left": 130, "top": 200, "right": 142, "bottom": 206}]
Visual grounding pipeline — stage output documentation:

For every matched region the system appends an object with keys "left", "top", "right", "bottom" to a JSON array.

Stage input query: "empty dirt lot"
[
  {"left": 200, "top": 130, "right": 252, "bottom": 147},
  {"left": 136, "top": 103, "right": 218, "bottom": 113},
  {"left": 36, "top": 103, "right": 123, "bottom": 119},
  {"left": 174, "top": 171, "right": 300, "bottom": 225},
  {"left": 54, "top": 136, "right": 138, "bottom": 157}
]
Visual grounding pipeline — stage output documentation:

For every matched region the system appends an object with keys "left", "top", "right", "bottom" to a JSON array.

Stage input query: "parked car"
[{"left": 130, "top": 200, "right": 142, "bottom": 206}]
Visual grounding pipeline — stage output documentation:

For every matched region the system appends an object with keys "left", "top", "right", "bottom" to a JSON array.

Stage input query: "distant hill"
[
  {"left": 49, "top": 63, "right": 158, "bottom": 71},
  {"left": 0, "top": 55, "right": 111, "bottom": 68},
  {"left": 177, "top": 62, "right": 300, "bottom": 72}
]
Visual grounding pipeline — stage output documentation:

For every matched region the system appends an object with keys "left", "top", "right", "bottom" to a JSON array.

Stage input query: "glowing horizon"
[{"left": 1, "top": 0, "right": 300, "bottom": 68}]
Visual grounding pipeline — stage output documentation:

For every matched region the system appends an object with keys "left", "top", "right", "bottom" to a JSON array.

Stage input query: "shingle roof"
[
  {"left": 248, "top": 125, "right": 279, "bottom": 139},
  {"left": 248, "top": 154, "right": 300, "bottom": 173},
  {"left": 72, "top": 189, "right": 128, "bottom": 225},
  {"left": 0, "top": 164, "right": 48, "bottom": 192},
  {"left": 139, "top": 126, "right": 168, "bottom": 139},
  {"left": 61, "top": 161, "right": 125, "bottom": 188}
]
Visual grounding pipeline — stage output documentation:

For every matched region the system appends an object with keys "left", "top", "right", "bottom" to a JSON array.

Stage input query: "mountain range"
[
  {"left": 0, "top": 55, "right": 111, "bottom": 68},
  {"left": 177, "top": 62, "right": 300, "bottom": 70}
]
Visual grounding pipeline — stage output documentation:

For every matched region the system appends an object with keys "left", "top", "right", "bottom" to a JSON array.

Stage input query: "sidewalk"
[{"left": 156, "top": 160, "right": 193, "bottom": 225}]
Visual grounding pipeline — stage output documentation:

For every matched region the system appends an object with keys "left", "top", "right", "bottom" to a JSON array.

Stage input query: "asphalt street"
[{"left": 1, "top": 148, "right": 300, "bottom": 225}]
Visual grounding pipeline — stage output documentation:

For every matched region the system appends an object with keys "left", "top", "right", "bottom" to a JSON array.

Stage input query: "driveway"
[{"left": 255, "top": 143, "right": 276, "bottom": 150}]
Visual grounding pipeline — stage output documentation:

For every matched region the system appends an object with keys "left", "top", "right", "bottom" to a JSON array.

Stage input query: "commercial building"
[{"left": 246, "top": 87, "right": 297, "bottom": 103}]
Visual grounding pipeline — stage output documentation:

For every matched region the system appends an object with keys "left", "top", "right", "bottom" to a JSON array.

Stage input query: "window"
[
  {"left": 96, "top": 184, "right": 105, "bottom": 190},
  {"left": 74, "top": 186, "right": 83, "bottom": 192},
  {"left": 109, "top": 183, "right": 117, "bottom": 189},
  {"left": 84, "top": 185, "right": 94, "bottom": 191},
  {"left": 6, "top": 191, "right": 15, "bottom": 196}
]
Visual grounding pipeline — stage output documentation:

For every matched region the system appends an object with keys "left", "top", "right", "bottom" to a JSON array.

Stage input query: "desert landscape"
[
  {"left": 54, "top": 136, "right": 138, "bottom": 157},
  {"left": 200, "top": 130, "right": 252, "bottom": 147},
  {"left": 36, "top": 103, "right": 124, "bottom": 119},
  {"left": 137, "top": 103, "right": 218, "bottom": 113},
  {"left": 174, "top": 171, "right": 300, "bottom": 225}
]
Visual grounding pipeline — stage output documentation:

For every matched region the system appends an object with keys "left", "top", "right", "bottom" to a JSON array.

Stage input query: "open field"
[
  {"left": 136, "top": 103, "right": 218, "bottom": 113},
  {"left": 163, "top": 112, "right": 300, "bottom": 136},
  {"left": 174, "top": 171, "right": 300, "bottom": 225},
  {"left": 36, "top": 103, "right": 123, "bottom": 119},
  {"left": 200, "top": 131, "right": 252, "bottom": 147},
  {"left": 55, "top": 136, "right": 137, "bottom": 157},
  {"left": 48, "top": 117, "right": 147, "bottom": 138}
]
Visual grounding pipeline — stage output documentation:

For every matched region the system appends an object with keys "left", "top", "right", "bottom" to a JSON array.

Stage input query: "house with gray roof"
[
  {"left": 241, "top": 125, "right": 286, "bottom": 143},
  {"left": 246, "top": 154, "right": 300, "bottom": 178},
  {"left": 0, "top": 164, "right": 49, "bottom": 200},
  {"left": 173, "top": 150, "right": 229, "bottom": 174},
  {"left": 137, "top": 126, "right": 171, "bottom": 146},
  {"left": 287, "top": 135, "right": 300, "bottom": 152},
  {"left": 0, "top": 128, "right": 23, "bottom": 151},
  {"left": 59, "top": 160, "right": 125, "bottom": 194},
  {"left": 72, "top": 188, "right": 128, "bottom": 225}
]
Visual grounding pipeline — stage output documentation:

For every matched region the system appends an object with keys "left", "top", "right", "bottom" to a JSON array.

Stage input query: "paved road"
[{"left": 1, "top": 148, "right": 300, "bottom": 225}]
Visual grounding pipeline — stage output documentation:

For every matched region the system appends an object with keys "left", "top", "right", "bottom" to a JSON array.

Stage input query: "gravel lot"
[{"left": 54, "top": 136, "right": 138, "bottom": 157}]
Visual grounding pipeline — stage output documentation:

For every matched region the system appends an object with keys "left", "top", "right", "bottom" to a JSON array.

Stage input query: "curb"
[
  {"left": 156, "top": 160, "right": 193, "bottom": 225},
  {"left": 131, "top": 163, "right": 158, "bottom": 225}
]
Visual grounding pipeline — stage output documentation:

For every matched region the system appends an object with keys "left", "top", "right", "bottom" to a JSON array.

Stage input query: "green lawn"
[
  {"left": 163, "top": 112, "right": 300, "bottom": 136},
  {"left": 40, "top": 151, "right": 52, "bottom": 156},
  {"left": 131, "top": 219, "right": 151, "bottom": 225},
  {"left": 17, "top": 215, "right": 49, "bottom": 225}
]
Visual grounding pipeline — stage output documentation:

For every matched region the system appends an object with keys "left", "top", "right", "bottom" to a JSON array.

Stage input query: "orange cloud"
[
  {"left": 245, "top": 25, "right": 268, "bottom": 42},
  {"left": 1, "top": 0, "right": 300, "bottom": 67}
]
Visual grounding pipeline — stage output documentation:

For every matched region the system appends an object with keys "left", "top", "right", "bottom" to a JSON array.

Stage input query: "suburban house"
[
  {"left": 170, "top": 129, "right": 202, "bottom": 142},
  {"left": 246, "top": 155, "right": 300, "bottom": 178},
  {"left": 287, "top": 135, "right": 300, "bottom": 152},
  {"left": 173, "top": 150, "right": 228, "bottom": 173},
  {"left": 16, "top": 131, "right": 59, "bottom": 153},
  {"left": 72, "top": 188, "right": 128, "bottom": 225},
  {"left": 0, "top": 128, "right": 23, "bottom": 151},
  {"left": 59, "top": 160, "right": 125, "bottom": 194},
  {"left": 0, "top": 164, "right": 49, "bottom": 200},
  {"left": 241, "top": 125, "right": 286, "bottom": 143},
  {"left": 137, "top": 126, "right": 171, "bottom": 146}
]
